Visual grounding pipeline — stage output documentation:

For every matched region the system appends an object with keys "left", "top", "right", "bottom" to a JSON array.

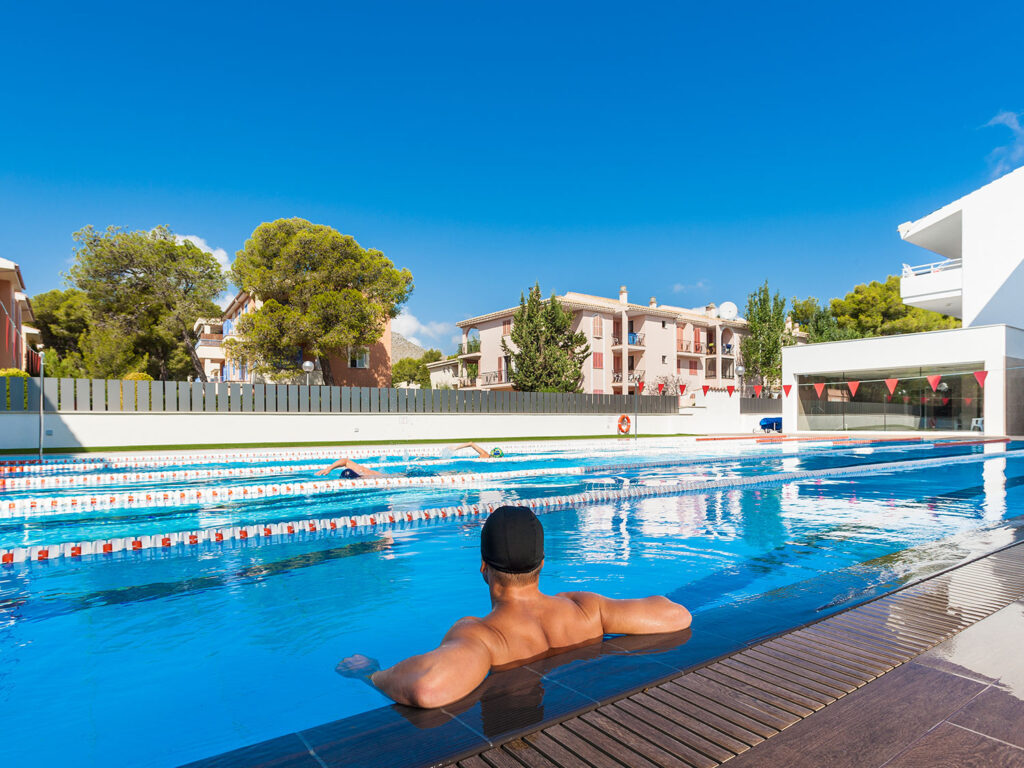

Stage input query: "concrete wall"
[
  {"left": 1, "top": 410, "right": 691, "bottom": 451},
  {"left": 962, "top": 168, "right": 1024, "bottom": 328},
  {"left": 678, "top": 391, "right": 765, "bottom": 434},
  {"left": 782, "top": 324, "right": 1023, "bottom": 435}
]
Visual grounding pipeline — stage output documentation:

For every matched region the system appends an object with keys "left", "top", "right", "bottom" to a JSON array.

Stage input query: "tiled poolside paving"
[{"left": 188, "top": 539, "right": 1024, "bottom": 768}]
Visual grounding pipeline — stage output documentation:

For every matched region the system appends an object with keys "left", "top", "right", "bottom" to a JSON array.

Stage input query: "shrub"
[
  {"left": 1, "top": 368, "right": 30, "bottom": 409},
  {"left": 124, "top": 371, "right": 154, "bottom": 381}
]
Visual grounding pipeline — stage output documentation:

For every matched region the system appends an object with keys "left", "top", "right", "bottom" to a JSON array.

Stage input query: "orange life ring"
[{"left": 617, "top": 414, "right": 631, "bottom": 434}]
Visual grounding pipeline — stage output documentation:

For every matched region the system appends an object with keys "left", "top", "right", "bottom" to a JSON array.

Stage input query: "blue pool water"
[{"left": 1, "top": 439, "right": 1023, "bottom": 766}]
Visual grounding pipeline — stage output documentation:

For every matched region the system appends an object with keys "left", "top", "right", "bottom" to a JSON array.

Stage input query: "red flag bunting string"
[
  {"left": 753, "top": 384, "right": 763, "bottom": 398},
  {"left": 726, "top": 385, "right": 735, "bottom": 397},
  {"left": 702, "top": 385, "right": 710, "bottom": 396}
]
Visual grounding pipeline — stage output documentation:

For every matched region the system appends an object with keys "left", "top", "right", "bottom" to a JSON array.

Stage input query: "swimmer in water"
[
  {"left": 316, "top": 443, "right": 497, "bottom": 477},
  {"left": 314, "top": 458, "right": 383, "bottom": 478}
]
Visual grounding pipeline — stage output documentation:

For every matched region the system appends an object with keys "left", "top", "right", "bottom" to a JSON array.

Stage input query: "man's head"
[{"left": 480, "top": 506, "right": 544, "bottom": 587}]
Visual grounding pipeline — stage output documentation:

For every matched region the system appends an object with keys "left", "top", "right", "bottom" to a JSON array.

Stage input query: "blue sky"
[{"left": 2, "top": 1, "right": 1023, "bottom": 351}]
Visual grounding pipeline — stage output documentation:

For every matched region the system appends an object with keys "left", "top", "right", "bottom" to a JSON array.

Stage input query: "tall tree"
[
  {"left": 503, "top": 284, "right": 590, "bottom": 392},
  {"left": 790, "top": 296, "right": 860, "bottom": 343},
  {"left": 391, "top": 348, "right": 441, "bottom": 389},
  {"left": 740, "top": 281, "right": 790, "bottom": 393},
  {"left": 229, "top": 218, "right": 413, "bottom": 384},
  {"left": 67, "top": 225, "right": 225, "bottom": 380},
  {"left": 830, "top": 275, "right": 959, "bottom": 337}
]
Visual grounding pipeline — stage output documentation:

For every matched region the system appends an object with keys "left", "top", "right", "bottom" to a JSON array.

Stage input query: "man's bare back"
[{"left": 337, "top": 507, "right": 690, "bottom": 708}]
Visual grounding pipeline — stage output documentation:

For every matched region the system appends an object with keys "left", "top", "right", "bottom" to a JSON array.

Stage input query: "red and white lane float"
[{"left": 2, "top": 447, "right": 1019, "bottom": 565}]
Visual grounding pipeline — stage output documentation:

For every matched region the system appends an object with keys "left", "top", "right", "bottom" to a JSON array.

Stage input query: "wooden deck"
[{"left": 445, "top": 543, "right": 1024, "bottom": 768}]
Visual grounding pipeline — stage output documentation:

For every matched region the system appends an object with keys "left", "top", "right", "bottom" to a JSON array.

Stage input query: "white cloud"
[
  {"left": 985, "top": 110, "right": 1024, "bottom": 177},
  {"left": 215, "top": 291, "right": 233, "bottom": 310},
  {"left": 392, "top": 309, "right": 459, "bottom": 350},
  {"left": 672, "top": 279, "right": 708, "bottom": 293},
  {"left": 176, "top": 234, "right": 231, "bottom": 271}
]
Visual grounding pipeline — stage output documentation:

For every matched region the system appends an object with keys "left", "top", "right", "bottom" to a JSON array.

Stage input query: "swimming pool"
[{"left": 1, "top": 437, "right": 1022, "bottom": 766}]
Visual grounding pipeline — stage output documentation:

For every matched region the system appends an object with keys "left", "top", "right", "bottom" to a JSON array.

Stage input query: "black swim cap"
[{"left": 480, "top": 506, "right": 544, "bottom": 574}]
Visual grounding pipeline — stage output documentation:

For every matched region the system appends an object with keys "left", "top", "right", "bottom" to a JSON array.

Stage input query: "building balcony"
[
  {"left": 612, "top": 369, "right": 645, "bottom": 384},
  {"left": 900, "top": 258, "right": 963, "bottom": 318},
  {"left": 477, "top": 369, "right": 511, "bottom": 386},
  {"left": 458, "top": 338, "right": 482, "bottom": 359},
  {"left": 676, "top": 340, "right": 701, "bottom": 355},
  {"left": 611, "top": 333, "right": 645, "bottom": 348}
]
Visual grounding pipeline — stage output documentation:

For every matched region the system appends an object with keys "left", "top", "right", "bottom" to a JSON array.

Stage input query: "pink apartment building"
[
  {"left": 0, "top": 258, "right": 39, "bottom": 373},
  {"left": 454, "top": 286, "right": 755, "bottom": 402}
]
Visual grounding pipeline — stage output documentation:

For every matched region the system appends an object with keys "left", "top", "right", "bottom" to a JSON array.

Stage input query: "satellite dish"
[{"left": 719, "top": 301, "right": 738, "bottom": 320}]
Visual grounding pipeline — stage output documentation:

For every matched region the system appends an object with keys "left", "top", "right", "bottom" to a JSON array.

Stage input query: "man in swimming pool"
[
  {"left": 315, "top": 442, "right": 495, "bottom": 477},
  {"left": 336, "top": 505, "right": 691, "bottom": 708}
]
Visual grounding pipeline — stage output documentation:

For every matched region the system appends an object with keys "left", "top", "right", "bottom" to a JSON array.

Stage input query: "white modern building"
[{"left": 783, "top": 166, "right": 1024, "bottom": 435}]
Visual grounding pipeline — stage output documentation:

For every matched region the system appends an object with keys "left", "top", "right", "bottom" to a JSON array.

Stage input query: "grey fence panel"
[
  {"left": 137, "top": 381, "right": 151, "bottom": 412},
  {"left": 74, "top": 379, "right": 90, "bottom": 412},
  {"left": 350, "top": 388, "right": 360, "bottom": 412},
  {"left": 149, "top": 381, "right": 164, "bottom": 412},
  {"left": 253, "top": 384, "right": 265, "bottom": 412},
  {"left": 264, "top": 384, "right": 277, "bottom": 412},
  {"left": 458, "top": 391, "right": 468, "bottom": 413},
  {"left": 430, "top": 390, "right": 439, "bottom": 412},
  {"left": 119, "top": 381, "right": 134, "bottom": 412},
  {"left": 409, "top": 389, "right": 419, "bottom": 412},
  {"left": 42, "top": 377, "right": 58, "bottom": 412},
  {"left": 8, "top": 377, "right": 24, "bottom": 411},
  {"left": 85, "top": 379, "right": 102, "bottom": 412},
  {"left": 201, "top": 382, "right": 214, "bottom": 412},
  {"left": 236, "top": 384, "right": 249, "bottom": 412},
  {"left": 330, "top": 386, "right": 340, "bottom": 412},
  {"left": 417, "top": 389, "right": 427, "bottom": 413},
  {"left": 223, "top": 384, "right": 235, "bottom": 412},
  {"left": 354, "top": 387, "right": 365, "bottom": 412},
  {"left": 299, "top": 386, "right": 310, "bottom": 412},
  {"left": 175, "top": 381, "right": 188, "bottom": 412},
  {"left": 102, "top": 380, "right": 118, "bottom": 411},
  {"left": 285, "top": 386, "right": 297, "bottom": 413},
  {"left": 56, "top": 378, "right": 73, "bottom": 411},
  {"left": 372, "top": 387, "right": 382, "bottom": 412},
  {"left": 386, "top": 388, "right": 397, "bottom": 412},
  {"left": 309, "top": 386, "right": 320, "bottom": 412},
  {"left": 26, "top": 378, "right": 40, "bottom": 411},
  {"left": 340, "top": 387, "right": 351, "bottom": 412}
]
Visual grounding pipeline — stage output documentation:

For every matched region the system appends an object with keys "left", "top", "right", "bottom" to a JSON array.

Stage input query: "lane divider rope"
[{"left": 2, "top": 447, "right": 1019, "bottom": 566}]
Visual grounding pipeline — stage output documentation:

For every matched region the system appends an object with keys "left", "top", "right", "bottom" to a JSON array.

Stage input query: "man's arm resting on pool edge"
[
  {"left": 369, "top": 621, "right": 493, "bottom": 708},
  {"left": 567, "top": 592, "right": 691, "bottom": 635}
]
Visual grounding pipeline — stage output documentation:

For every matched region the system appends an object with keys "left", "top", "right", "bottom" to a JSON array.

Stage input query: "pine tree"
[{"left": 503, "top": 284, "right": 590, "bottom": 392}]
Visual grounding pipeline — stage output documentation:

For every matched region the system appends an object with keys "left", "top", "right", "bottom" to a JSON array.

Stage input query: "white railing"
[{"left": 902, "top": 258, "right": 963, "bottom": 278}]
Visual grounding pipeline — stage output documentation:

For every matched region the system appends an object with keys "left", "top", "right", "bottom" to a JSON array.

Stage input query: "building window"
[
  {"left": 662, "top": 321, "right": 666, "bottom": 329},
  {"left": 689, "top": 360, "right": 699, "bottom": 375},
  {"left": 593, "top": 316, "right": 603, "bottom": 338},
  {"left": 349, "top": 347, "right": 369, "bottom": 369},
  {"left": 661, "top": 355, "right": 667, "bottom": 364},
  {"left": 593, "top": 352, "right": 604, "bottom": 369},
  {"left": 502, "top": 319, "right": 512, "bottom": 335}
]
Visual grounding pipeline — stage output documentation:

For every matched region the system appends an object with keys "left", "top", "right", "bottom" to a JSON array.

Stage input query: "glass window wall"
[{"left": 796, "top": 364, "right": 985, "bottom": 432}]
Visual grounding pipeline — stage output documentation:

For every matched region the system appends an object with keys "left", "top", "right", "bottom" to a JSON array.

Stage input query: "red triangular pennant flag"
[
  {"left": 927, "top": 374, "right": 941, "bottom": 392},
  {"left": 885, "top": 378, "right": 898, "bottom": 395},
  {"left": 782, "top": 384, "right": 792, "bottom": 397},
  {"left": 886, "top": 394, "right": 892, "bottom": 402},
  {"left": 637, "top": 381, "right": 645, "bottom": 393},
  {"left": 965, "top": 397, "right": 973, "bottom": 405},
  {"left": 657, "top": 383, "right": 664, "bottom": 394},
  {"left": 753, "top": 384, "right": 763, "bottom": 398},
  {"left": 727, "top": 385, "right": 735, "bottom": 397},
  {"left": 847, "top": 381, "right": 860, "bottom": 398},
  {"left": 974, "top": 371, "right": 987, "bottom": 388},
  {"left": 942, "top": 397, "right": 950, "bottom": 406},
  {"left": 679, "top": 384, "right": 686, "bottom": 395},
  {"left": 813, "top": 382, "right": 825, "bottom": 398},
  {"left": 702, "top": 385, "right": 710, "bottom": 396}
]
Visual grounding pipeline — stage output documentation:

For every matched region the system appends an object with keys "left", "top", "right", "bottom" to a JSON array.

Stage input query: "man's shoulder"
[{"left": 555, "top": 590, "right": 606, "bottom": 612}]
